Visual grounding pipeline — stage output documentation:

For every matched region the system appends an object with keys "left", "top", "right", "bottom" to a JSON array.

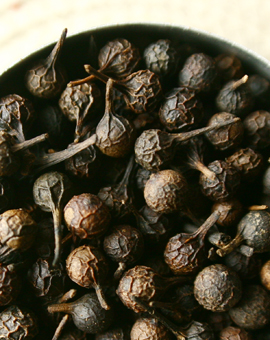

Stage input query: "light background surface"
[{"left": 0, "top": 0, "right": 269, "bottom": 74}]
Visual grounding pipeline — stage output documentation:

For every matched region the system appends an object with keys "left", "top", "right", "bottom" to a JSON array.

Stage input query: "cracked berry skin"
[
  {"left": 178, "top": 53, "right": 217, "bottom": 92},
  {"left": 226, "top": 148, "right": 263, "bottom": 181},
  {"left": 0, "top": 264, "right": 21, "bottom": 306},
  {"left": 103, "top": 225, "right": 144, "bottom": 265},
  {"left": 66, "top": 244, "right": 108, "bottom": 289},
  {"left": 243, "top": 110, "right": 270, "bottom": 149},
  {"left": 205, "top": 112, "right": 244, "bottom": 151},
  {"left": 199, "top": 160, "right": 241, "bottom": 202},
  {"left": 219, "top": 326, "right": 252, "bottom": 340},
  {"left": 130, "top": 317, "right": 172, "bottom": 340},
  {"left": 229, "top": 285, "right": 270, "bottom": 330},
  {"left": 144, "top": 169, "right": 188, "bottom": 214},
  {"left": 143, "top": 39, "right": 178, "bottom": 78},
  {"left": 64, "top": 193, "right": 111, "bottom": 239},
  {"left": 215, "top": 54, "right": 243, "bottom": 81},
  {"left": 159, "top": 87, "right": 204, "bottom": 131},
  {"left": 216, "top": 78, "right": 253, "bottom": 116},
  {"left": 98, "top": 38, "right": 140, "bottom": 78},
  {"left": 212, "top": 199, "right": 244, "bottom": 228},
  {"left": 0, "top": 305, "right": 38, "bottom": 340},
  {"left": 194, "top": 264, "right": 242, "bottom": 312}
]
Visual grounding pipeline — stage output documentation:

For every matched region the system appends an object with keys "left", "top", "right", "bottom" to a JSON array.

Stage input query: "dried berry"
[
  {"left": 144, "top": 169, "right": 188, "bottom": 214},
  {"left": 25, "top": 29, "right": 67, "bottom": 99},
  {"left": 229, "top": 285, "right": 270, "bottom": 330},
  {"left": 95, "top": 79, "right": 136, "bottom": 157},
  {"left": 130, "top": 317, "right": 173, "bottom": 340},
  {"left": 0, "top": 305, "right": 38, "bottom": 340},
  {"left": 159, "top": 87, "right": 204, "bottom": 131},
  {"left": 95, "top": 327, "right": 130, "bottom": 340},
  {"left": 179, "top": 53, "right": 217, "bottom": 92},
  {"left": 247, "top": 74, "right": 270, "bottom": 104},
  {"left": 260, "top": 260, "right": 270, "bottom": 291},
  {"left": 205, "top": 112, "right": 244, "bottom": 150},
  {"left": 164, "top": 211, "right": 220, "bottom": 275},
  {"left": 34, "top": 218, "right": 55, "bottom": 259},
  {"left": 66, "top": 245, "right": 110, "bottom": 310},
  {"left": 48, "top": 292, "right": 114, "bottom": 334},
  {"left": 58, "top": 328, "right": 87, "bottom": 340},
  {"left": 0, "top": 263, "right": 21, "bottom": 306},
  {"left": 135, "top": 166, "right": 151, "bottom": 191},
  {"left": 0, "top": 94, "right": 35, "bottom": 138},
  {"left": 216, "top": 75, "right": 254, "bottom": 116},
  {"left": 194, "top": 264, "right": 242, "bottom": 312},
  {"left": 116, "top": 265, "right": 186, "bottom": 313},
  {"left": 212, "top": 199, "right": 244, "bottom": 228},
  {"left": 97, "top": 155, "right": 134, "bottom": 217},
  {"left": 104, "top": 225, "right": 144, "bottom": 279},
  {"left": 28, "top": 258, "right": 65, "bottom": 300},
  {"left": 134, "top": 116, "right": 239, "bottom": 171},
  {"left": 98, "top": 38, "right": 140, "bottom": 78},
  {"left": 219, "top": 326, "right": 252, "bottom": 340},
  {"left": 199, "top": 160, "right": 241, "bottom": 202},
  {"left": 0, "top": 209, "right": 37, "bottom": 263},
  {"left": 224, "top": 251, "right": 261, "bottom": 279},
  {"left": 33, "top": 172, "right": 72, "bottom": 266},
  {"left": 217, "top": 210, "right": 270, "bottom": 257},
  {"left": 144, "top": 39, "right": 178, "bottom": 78},
  {"left": 243, "top": 110, "right": 270, "bottom": 149},
  {"left": 225, "top": 148, "right": 263, "bottom": 181},
  {"left": 59, "top": 82, "right": 102, "bottom": 141},
  {"left": 215, "top": 54, "right": 243, "bottom": 81},
  {"left": 64, "top": 193, "right": 111, "bottom": 239}
]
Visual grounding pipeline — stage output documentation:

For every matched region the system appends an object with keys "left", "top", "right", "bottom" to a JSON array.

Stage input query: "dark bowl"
[{"left": 1, "top": 23, "right": 270, "bottom": 98}]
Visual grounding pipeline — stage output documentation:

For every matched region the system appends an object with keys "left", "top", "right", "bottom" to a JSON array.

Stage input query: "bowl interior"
[{"left": 1, "top": 23, "right": 270, "bottom": 98}]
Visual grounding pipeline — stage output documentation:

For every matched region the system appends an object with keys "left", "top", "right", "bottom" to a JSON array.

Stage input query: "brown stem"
[
  {"left": 58, "top": 289, "right": 77, "bottom": 304},
  {"left": 68, "top": 74, "right": 95, "bottom": 87},
  {"left": 248, "top": 205, "right": 268, "bottom": 211},
  {"left": 52, "top": 207, "right": 62, "bottom": 267},
  {"left": 114, "top": 262, "right": 126, "bottom": 280},
  {"left": 196, "top": 161, "right": 217, "bottom": 181},
  {"left": 52, "top": 314, "right": 69, "bottom": 340},
  {"left": 193, "top": 211, "right": 220, "bottom": 239},
  {"left": 173, "top": 117, "right": 240, "bottom": 143},
  {"left": 94, "top": 283, "right": 110, "bottom": 310},
  {"left": 11, "top": 133, "right": 48, "bottom": 152},
  {"left": 61, "top": 232, "right": 73, "bottom": 245},
  {"left": 34, "top": 134, "right": 96, "bottom": 168},
  {"left": 48, "top": 302, "right": 72, "bottom": 314},
  {"left": 46, "top": 28, "right": 67, "bottom": 67},
  {"left": 85, "top": 64, "right": 109, "bottom": 84},
  {"left": 216, "top": 233, "right": 244, "bottom": 257},
  {"left": 105, "top": 78, "right": 115, "bottom": 114},
  {"left": 232, "top": 75, "right": 248, "bottom": 90}
]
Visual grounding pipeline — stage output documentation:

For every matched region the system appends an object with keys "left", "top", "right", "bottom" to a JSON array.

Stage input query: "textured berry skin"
[
  {"left": 59, "top": 83, "right": 102, "bottom": 123},
  {"left": 243, "top": 110, "right": 270, "bottom": 149},
  {"left": 219, "top": 326, "right": 252, "bottom": 340},
  {"left": 130, "top": 317, "right": 172, "bottom": 340},
  {"left": 226, "top": 148, "right": 263, "bottom": 181},
  {"left": 159, "top": 87, "right": 204, "bottom": 131},
  {"left": 194, "top": 264, "right": 242, "bottom": 312},
  {"left": 118, "top": 70, "right": 162, "bottom": 114},
  {"left": 0, "top": 94, "right": 34, "bottom": 132},
  {"left": 215, "top": 54, "right": 243, "bottom": 81},
  {"left": 103, "top": 225, "right": 144, "bottom": 265},
  {"left": 216, "top": 79, "right": 253, "bottom": 116},
  {"left": 144, "top": 169, "right": 188, "bottom": 214},
  {"left": 0, "top": 264, "right": 21, "bottom": 306},
  {"left": 64, "top": 193, "right": 111, "bottom": 239},
  {"left": 134, "top": 129, "right": 175, "bottom": 171},
  {"left": 96, "top": 327, "right": 129, "bottom": 340},
  {"left": 0, "top": 131, "right": 20, "bottom": 177},
  {"left": 212, "top": 199, "right": 244, "bottom": 228},
  {"left": 184, "top": 321, "right": 215, "bottom": 340},
  {"left": 229, "top": 285, "right": 270, "bottom": 330},
  {"left": 143, "top": 39, "right": 178, "bottom": 78},
  {"left": 206, "top": 112, "right": 244, "bottom": 150},
  {"left": 178, "top": 53, "right": 217, "bottom": 92},
  {"left": 0, "top": 305, "right": 38, "bottom": 340},
  {"left": 261, "top": 260, "right": 270, "bottom": 291},
  {"left": 200, "top": 160, "right": 241, "bottom": 202},
  {"left": 237, "top": 210, "right": 270, "bottom": 253},
  {"left": 66, "top": 245, "right": 108, "bottom": 289},
  {"left": 116, "top": 266, "right": 165, "bottom": 313},
  {"left": 98, "top": 38, "right": 140, "bottom": 78}
]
